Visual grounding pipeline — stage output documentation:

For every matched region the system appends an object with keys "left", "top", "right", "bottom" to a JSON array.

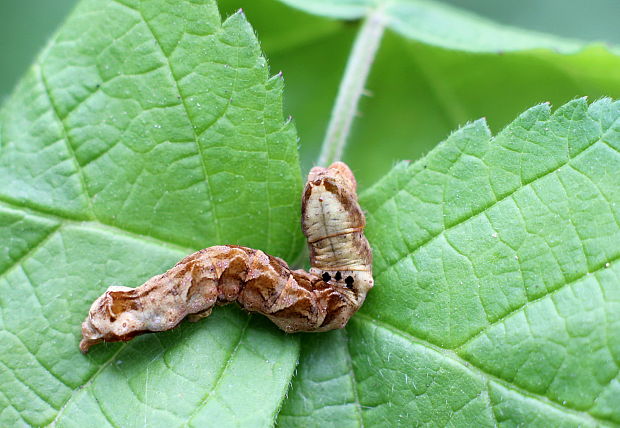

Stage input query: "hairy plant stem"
[{"left": 318, "top": 7, "right": 387, "bottom": 166}]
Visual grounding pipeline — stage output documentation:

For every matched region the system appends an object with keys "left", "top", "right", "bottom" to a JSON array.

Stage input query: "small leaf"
[
  {"left": 0, "top": 0, "right": 302, "bottom": 426},
  {"left": 280, "top": 98, "right": 620, "bottom": 426}
]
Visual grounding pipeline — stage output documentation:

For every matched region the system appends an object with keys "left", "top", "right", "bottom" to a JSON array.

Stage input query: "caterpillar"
[{"left": 79, "top": 162, "right": 373, "bottom": 353}]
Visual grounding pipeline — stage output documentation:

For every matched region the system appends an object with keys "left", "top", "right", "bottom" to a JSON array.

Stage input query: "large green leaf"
[
  {"left": 0, "top": 0, "right": 303, "bottom": 426},
  {"left": 279, "top": 98, "right": 620, "bottom": 426}
]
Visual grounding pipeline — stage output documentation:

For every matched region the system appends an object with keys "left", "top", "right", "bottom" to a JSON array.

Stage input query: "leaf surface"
[
  {"left": 279, "top": 98, "right": 620, "bottom": 427},
  {"left": 0, "top": 0, "right": 303, "bottom": 426}
]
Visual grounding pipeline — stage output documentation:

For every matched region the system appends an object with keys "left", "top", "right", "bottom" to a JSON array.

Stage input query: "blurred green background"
[
  {"left": 2, "top": 0, "right": 620, "bottom": 187},
  {"left": 3, "top": 0, "right": 620, "bottom": 98}
]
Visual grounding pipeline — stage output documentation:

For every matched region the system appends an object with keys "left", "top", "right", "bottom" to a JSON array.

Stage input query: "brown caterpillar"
[{"left": 79, "top": 162, "right": 373, "bottom": 353}]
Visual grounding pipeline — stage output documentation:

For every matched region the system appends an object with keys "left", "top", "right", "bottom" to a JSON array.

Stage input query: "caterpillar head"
[{"left": 315, "top": 268, "right": 374, "bottom": 306}]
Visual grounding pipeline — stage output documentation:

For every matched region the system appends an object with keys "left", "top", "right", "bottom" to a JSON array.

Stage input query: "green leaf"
[
  {"left": 0, "top": 0, "right": 303, "bottom": 426},
  {"left": 275, "top": 0, "right": 616, "bottom": 54},
  {"left": 279, "top": 98, "right": 620, "bottom": 426}
]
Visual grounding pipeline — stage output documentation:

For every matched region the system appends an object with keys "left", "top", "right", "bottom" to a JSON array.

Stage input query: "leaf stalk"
[{"left": 318, "top": 6, "right": 387, "bottom": 166}]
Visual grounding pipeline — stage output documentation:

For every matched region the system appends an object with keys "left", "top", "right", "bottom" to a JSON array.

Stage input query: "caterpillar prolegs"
[{"left": 79, "top": 162, "right": 373, "bottom": 353}]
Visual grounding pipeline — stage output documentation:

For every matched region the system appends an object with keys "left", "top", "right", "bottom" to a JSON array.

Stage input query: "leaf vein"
[
  {"left": 344, "top": 327, "right": 365, "bottom": 428},
  {"left": 457, "top": 252, "right": 620, "bottom": 349},
  {"left": 184, "top": 315, "right": 251, "bottom": 427},
  {"left": 37, "top": 65, "right": 96, "bottom": 221},
  {"left": 0, "top": 224, "right": 60, "bottom": 278},
  {"left": 49, "top": 343, "right": 127, "bottom": 426},
  {"left": 354, "top": 313, "right": 613, "bottom": 426},
  {"left": 376, "top": 135, "right": 608, "bottom": 279},
  {"left": 0, "top": 359, "right": 58, "bottom": 411},
  {"left": 113, "top": 0, "right": 223, "bottom": 243}
]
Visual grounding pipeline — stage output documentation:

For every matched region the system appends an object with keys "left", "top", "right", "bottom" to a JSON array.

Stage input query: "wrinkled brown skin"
[{"left": 80, "top": 162, "right": 373, "bottom": 353}]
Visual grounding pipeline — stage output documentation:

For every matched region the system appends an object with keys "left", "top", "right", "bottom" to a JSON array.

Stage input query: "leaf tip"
[
  {"left": 224, "top": 7, "right": 250, "bottom": 30},
  {"left": 471, "top": 117, "right": 492, "bottom": 135},
  {"left": 532, "top": 101, "right": 553, "bottom": 115},
  {"left": 395, "top": 159, "right": 412, "bottom": 170},
  {"left": 587, "top": 96, "right": 616, "bottom": 116},
  {"left": 267, "top": 72, "right": 285, "bottom": 90}
]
